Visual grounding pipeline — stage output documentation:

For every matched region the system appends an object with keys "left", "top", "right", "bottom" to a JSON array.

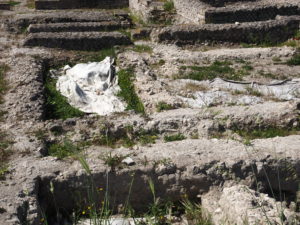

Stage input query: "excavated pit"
[
  {"left": 35, "top": 137, "right": 300, "bottom": 224},
  {"left": 1, "top": 0, "right": 300, "bottom": 223}
]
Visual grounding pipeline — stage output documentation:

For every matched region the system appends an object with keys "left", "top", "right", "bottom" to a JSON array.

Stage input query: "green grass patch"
[
  {"left": 164, "top": 133, "right": 186, "bottom": 142},
  {"left": 0, "top": 132, "right": 12, "bottom": 180},
  {"left": 129, "top": 13, "right": 147, "bottom": 26},
  {"left": 177, "top": 61, "right": 249, "bottom": 81},
  {"left": 163, "top": 0, "right": 174, "bottom": 12},
  {"left": 156, "top": 101, "right": 174, "bottom": 112},
  {"left": 44, "top": 75, "right": 85, "bottom": 120},
  {"left": 117, "top": 69, "right": 145, "bottom": 114},
  {"left": 286, "top": 54, "right": 300, "bottom": 66},
  {"left": 0, "top": 64, "right": 9, "bottom": 121},
  {"left": 234, "top": 127, "right": 300, "bottom": 140},
  {"left": 48, "top": 140, "right": 81, "bottom": 159},
  {"left": 0, "top": 64, "right": 9, "bottom": 104},
  {"left": 132, "top": 45, "right": 153, "bottom": 53},
  {"left": 8, "top": 1, "right": 20, "bottom": 6}
]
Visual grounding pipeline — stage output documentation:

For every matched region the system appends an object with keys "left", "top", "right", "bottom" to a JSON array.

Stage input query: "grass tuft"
[
  {"left": 132, "top": 45, "right": 153, "bottom": 53},
  {"left": 164, "top": 133, "right": 186, "bottom": 142},
  {"left": 48, "top": 140, "right": 81, "bottom": 159},
  {"left": 156, "top": 101, "right": 174, "bottom": 112},
  {"left": 286, "top": 54, "right": 300, "bottom": 66},
  {"left": 163, "top": 0, "right": 175, "bottom": 12},
  {"left": 117, "top": 69, "right": 145, "bottom": 114}
]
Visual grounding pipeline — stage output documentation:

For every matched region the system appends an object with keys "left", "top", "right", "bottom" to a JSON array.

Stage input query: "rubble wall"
[
  {"left": 151, "top": 17, "right": 300, "bottom": 45},
  {"left": 205, "top": 4, "right": 300, "bottom": 24},
  {"left": 23, "top": 32, "right": 132, "bottom": 50},
  {"left": 35, "top": 0, "right": 129, "bottom": 10}
]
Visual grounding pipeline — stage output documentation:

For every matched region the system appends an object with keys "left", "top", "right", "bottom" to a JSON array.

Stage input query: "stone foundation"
[{"left": 151, "top": 17, "right": 300, "bottom": 45}]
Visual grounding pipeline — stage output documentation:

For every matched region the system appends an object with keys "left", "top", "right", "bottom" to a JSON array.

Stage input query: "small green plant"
[
  {"left": 245, "top": 87, "right": 263, "bottom": 97},
  {"left": 286, "top": 54, "right": 300, "bottom": 66},
  {"left": 181, "top": 197, "right": 212, "bottom": 225},
  {"left": 0, "top": 164, "right": 9, "bottom": 180},
  {"left": 272, "top": 57, "right": 282, "bottom": 62},
  {"left": 48, "top": 140, "right": 80, "bottom": 159},
  {"left": 129, "top": 13, "right": 146, "bottom": 26},
  {"left": 156, "top": 101, "right": 174, "bottom": 112},
  {"left": 33, "top": 129, "right": 48, "bottom": 141},
  {"left": 137, "top": 129, "right": 158, "bottom": 146},
  {"left": 117, "top": 69, "right": 145, "bottom": 114},
  {"left": 164, "top": 133, "right": 186, "bottom": 142},
  {"left": 101, "top": 152, "right": 129, "bottom": 171},
  {"left": 163, "top": 0, "right": 174, "bottom": 12},
  {"left": 241, "top": 64, "right": 253, "bottom": 71},
  {"left": 132, "top": 45, "right": 153, "bottom": 53}
]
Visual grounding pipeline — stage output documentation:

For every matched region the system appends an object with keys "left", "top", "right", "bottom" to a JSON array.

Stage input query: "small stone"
[{"left": 122, "top": 157, "right": 135, "bottom": 166}]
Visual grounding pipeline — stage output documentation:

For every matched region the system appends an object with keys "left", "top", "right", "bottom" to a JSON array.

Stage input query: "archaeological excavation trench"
[{"left": 0, "top": 0, "right": 300, "bottom": 224}]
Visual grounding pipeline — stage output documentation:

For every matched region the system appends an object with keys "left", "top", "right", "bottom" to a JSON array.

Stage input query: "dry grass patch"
[{"left": 183, "top": 83, "right": 209, "bottom": 92}]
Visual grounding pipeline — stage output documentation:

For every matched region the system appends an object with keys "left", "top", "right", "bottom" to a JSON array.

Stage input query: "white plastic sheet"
[{"left": 56, "top": 57, "right": 125, "bottom": 115}]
